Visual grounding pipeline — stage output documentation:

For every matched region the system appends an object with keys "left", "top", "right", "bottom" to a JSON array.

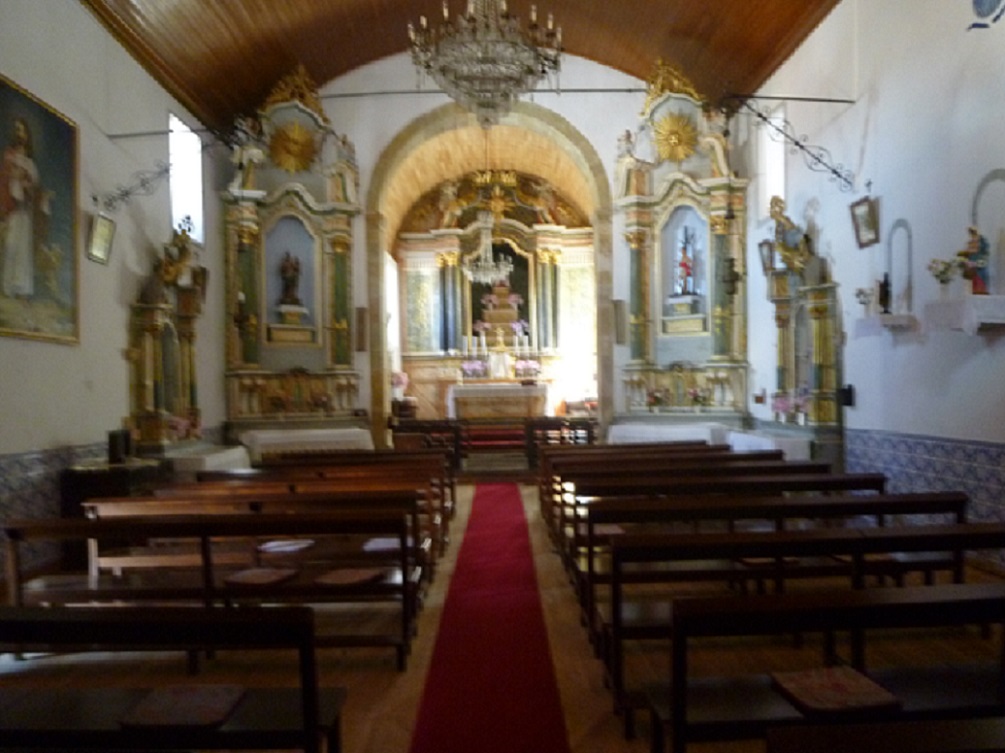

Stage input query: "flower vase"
[{"left": 938, "top": 282, "right": 949, "bottom": 301}]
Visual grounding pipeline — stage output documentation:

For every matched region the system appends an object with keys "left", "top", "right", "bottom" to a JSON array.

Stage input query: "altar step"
[{"left": 462, "top": 424, "right": 527, "bottom": 454}]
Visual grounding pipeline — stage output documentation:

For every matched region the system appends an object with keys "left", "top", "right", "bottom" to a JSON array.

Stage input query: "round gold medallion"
[
  {"left": 654, "top": 113, "right": 699, "bottom": 164},
  {"left": 269, "top": 121, "right": 317, "bottom": 173}
]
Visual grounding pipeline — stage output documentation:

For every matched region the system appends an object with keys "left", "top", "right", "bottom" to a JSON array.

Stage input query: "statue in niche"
[
  {"left": 677, "top": 227, "right": 695, "bottom": 295},
  {"left": 438, "top": 181, "right": 463, "bottom": 228},
  {"left": 279, "top": 251, "right": 302, "bottom": 305},
  {"left": 769, "top": 196, "right": 812, "bottom": 273},
  {"left": 957, "top": 226, "right": 990, "bottom": 294}
]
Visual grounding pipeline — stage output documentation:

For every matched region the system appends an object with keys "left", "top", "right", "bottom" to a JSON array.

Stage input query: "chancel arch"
[{"left": 366, "top": 102, "right": 613, "bottom": 441}]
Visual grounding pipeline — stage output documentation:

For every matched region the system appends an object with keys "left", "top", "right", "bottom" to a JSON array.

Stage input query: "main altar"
[{"left": 446, "top": 382, "right": 549, "bottom": 419}]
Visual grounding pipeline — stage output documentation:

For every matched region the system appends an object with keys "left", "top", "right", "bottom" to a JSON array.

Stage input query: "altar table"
[
  {"left": 239, "top": 428, "right": 374, "bottom": 463},
  {"left": 446, "top": 383, "right": 549, "bottom": 420}
]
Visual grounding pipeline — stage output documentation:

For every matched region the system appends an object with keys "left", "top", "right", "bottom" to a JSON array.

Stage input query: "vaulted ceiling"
[{"left": 82, "top": 0, "right": 840, "bottom": 138}]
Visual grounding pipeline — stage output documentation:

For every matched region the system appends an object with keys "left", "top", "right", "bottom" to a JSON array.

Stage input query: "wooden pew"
[
  {"left": 541, "top": 447, "right": 788, "bottom": 543},
  {"left": 387, "top": 419, "right": 464, "bottom": 469},
  {"left": 649, "top": 582, "right": 1005, "bottom": 753},
  {"left": 767, "top": 717, "right": 1005, "bottom": 753},
  {"left": 0, "top": 604, "right": 345, "bottom": 753},
  {"left": 607, "top": 522, "right": 1005, "bottom": 737},
  {"left": 5, "top": 511, "right": 419, "bottom": 670},
  {"left": 82, "top": 487, "right": 433, "bottom": 585},
  {"left": 550, "top": 457, "right": 830, "bottom": 561},
  {"left": 579, "top": 490, "right": 970, "bottom": 648},
  {"left": 162, "top": 469, "right": 450, "bottom": 560},
  {"left": 524, "top": 416, "right": 597, "bottom": 468},
  {"left": 254, "top": 447, "right": 457, "bottom": 521}
]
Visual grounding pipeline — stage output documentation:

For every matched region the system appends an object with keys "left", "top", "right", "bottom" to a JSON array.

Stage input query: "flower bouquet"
[
  {"left": 927, "top": 258, "right": 961, "bottom": 284},
  {"left": 515, "top": 358, "right": 541, "bottom": 378},
  {"left": 460, "top": 359, "right": 488, "bottom": 378}
]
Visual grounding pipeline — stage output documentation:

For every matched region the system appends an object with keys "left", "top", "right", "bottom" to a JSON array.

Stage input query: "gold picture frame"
[
  {"left": 87, "top": 213, "right": 115, "bottom": 264},
  {"left": 850, "top": 196, "right": 880, "bottom": 248}
]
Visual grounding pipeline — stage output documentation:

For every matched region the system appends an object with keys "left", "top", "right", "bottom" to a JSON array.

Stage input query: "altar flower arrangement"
[
  {"left": 480, "top": 293, "right": 498, "bottom": 308},
  {"left": 646, "top": 388, "right": 669, "bottom": 407},
  {"left": 771, "top": 393, "right": 792, "bottom": 414},
  {"left": 511, "top": 320, "right": 528, "bottom": 335},
  {"left": 391, "top": 371, "right": 409, "bottom": 390},
  {"left": 515, "top": 358, "right": 541, "bottom": 378},
  {"left": 687, "top": 387, "right": 710, "bottom": 406},
  {"left": 460, "top": 359, "right": 488, "bottom": 378},
  {"left": 508, "top": 293, "right": 523, "bottom": 306},
  {"left": 927, "top": 257, "right": 961, "bottom": 284},
  {"left": 472, "top": 320, "right": 490, "bottom": 333}
]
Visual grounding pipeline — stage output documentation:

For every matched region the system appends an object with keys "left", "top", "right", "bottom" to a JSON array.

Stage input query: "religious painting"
[
  {"left": 0, "top": 72, "right": 78, "bottom": 343},
  {"left": 850, "top": 196, "right": 880, "bottom": 249}
]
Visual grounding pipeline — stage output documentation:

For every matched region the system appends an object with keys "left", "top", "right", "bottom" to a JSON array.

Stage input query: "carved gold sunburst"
[
  {"left": 654, "top": 113, "right": 699, "bottom": 164},
  {"left": 269, "top": 121, "right": 317, "bottom": 173}
]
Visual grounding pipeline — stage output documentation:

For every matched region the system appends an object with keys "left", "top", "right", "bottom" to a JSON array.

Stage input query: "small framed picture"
[
  {"left": 87, "top": 212, "right": 115, "bottom": 263},
  {"left": 850, "top": 197, "right": 879, "bottom": 248}
]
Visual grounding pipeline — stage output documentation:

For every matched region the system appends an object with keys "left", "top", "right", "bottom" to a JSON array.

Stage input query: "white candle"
[{"left": 463, "top": 336, "right": 468, "bottom": 355}]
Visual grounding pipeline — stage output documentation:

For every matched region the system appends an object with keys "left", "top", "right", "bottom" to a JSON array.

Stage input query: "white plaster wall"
[
  {"left": 0, "top": 0, "right": 227, "bottom": 455},
  {"left": 744, "top": 0, "right": 1005, "bottom": 442}
]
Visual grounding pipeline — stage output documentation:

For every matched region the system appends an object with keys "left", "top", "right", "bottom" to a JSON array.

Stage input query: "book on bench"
[
  {"left": 771, "top": 666, "right": 901, "bottom": 716},
  {"left": 120, "top": 684, "right": 245, "bottom": 729}
]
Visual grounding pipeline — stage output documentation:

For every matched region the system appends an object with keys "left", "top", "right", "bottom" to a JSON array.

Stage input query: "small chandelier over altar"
[
  {"left": 464, "top": 210, "right": 513, "bottom": 284},
  {"left": 408, "top": 0, "right": 562, "bottom": 127}
]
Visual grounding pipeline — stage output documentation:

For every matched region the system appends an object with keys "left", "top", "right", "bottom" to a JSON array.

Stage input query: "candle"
[{"left": 463, "top": 336, "right": 468, "bottom": 356}]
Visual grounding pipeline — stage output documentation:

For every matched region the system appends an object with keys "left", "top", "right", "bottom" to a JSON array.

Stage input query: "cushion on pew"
[
  {"left": 771, "top": 666, "right": 902, "bottom": 715},
  {"left": 224, "top": 567, "right": 299, "bottom": 586},
  {"left": 120, "top": 684, "right": 245, "bottom": 728},
  {"left": 315, "top": 567, "right": 388, "bottom": 586}
]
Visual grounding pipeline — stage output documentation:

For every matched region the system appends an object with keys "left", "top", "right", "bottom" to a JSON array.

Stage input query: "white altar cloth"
[
  {"left": 726, "top": 430, "right": 811, "bottom": 460},
  {"left": 446, "top": 383, "right": 549, "bottom": 419},
  {"left": 607, "top": 422, "right": 728, "bottom": 445},
  {"left": 924, "top": 296, "right": 1005, "bottom": 335},
  {"left": 239, "top": 427, "right": 374, "bottom": 463},
  {"left": 165, "top": 444, "right": 251, "bottom": 481}
]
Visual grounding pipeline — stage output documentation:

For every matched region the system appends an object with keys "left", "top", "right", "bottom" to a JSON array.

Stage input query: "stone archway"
[{"left": 365, "top": 102, "right": 614, "bottom": 445}]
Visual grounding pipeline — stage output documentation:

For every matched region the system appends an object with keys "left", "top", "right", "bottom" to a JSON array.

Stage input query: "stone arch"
[{"left": 365, "top": 102, "right": 614, "bottom": 441}]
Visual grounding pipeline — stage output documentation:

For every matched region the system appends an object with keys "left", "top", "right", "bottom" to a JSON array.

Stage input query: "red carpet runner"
[{"left": 408, "top": 483, "right": 572, "bottom": 753}]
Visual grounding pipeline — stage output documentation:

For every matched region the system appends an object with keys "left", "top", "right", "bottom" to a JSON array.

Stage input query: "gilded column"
[
  {"left": 625, "top": 230, "right": 650, "bottom": 363},
  {"left": 327, "top": 236, "right": 352, "bottom": 367},
  {"left": 806, "top": 283, "right": 839, "bottom": 425}
]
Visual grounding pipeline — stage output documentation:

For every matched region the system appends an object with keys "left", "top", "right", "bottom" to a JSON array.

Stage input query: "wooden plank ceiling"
[{"left": 82, "top": 0, "right": 841, "bottom": 138}]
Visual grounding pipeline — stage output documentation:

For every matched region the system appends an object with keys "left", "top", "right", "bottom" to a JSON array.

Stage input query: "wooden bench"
[
  {"left": 524, "top": 416, "right": 597, "bottom": 468},
  {"left": 579, "top": 490, "right": 970, "bottom": 648},
  {"left": 541, "top": 447, "right": 789, "bottom": 545},
  {"left": 5, "top": 511, "right": 420, "bottom": 670},
  {"left": 0, "top": 604, "right": 345, "bottom": 753},
  {"left": 550, "top": 457, "right": 831, "bottom": 561},
  {"left": 767, "top": 716, "right": 1005, "bottom": 753},
  {"left": 82, "top": 486, "right": 435, "bottom": 586},
  {"left": 387, "top": 419, "right": 464, "bottom": 469},
  {"left": 607, "top": 521, "right": 1005, "bottom": 737},
  {"left": 168, "top": 467, "right": 450, "bottom": 560},
  {"left": 649, "top": 582, "right": 1005, "bottom": 753}
]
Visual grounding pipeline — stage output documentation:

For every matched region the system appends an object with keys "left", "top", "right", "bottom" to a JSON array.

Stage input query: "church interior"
[{"left": 3, "top": 1, "right": 1005, "bottom": 751}]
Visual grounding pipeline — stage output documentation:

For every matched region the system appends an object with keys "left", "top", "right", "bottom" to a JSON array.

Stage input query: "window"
[
  {"left": 168, "top": 113, "right": 204, "bottom": 243},
  {"left": 757, "top": 105, "right": 786, "bottom": 222}
]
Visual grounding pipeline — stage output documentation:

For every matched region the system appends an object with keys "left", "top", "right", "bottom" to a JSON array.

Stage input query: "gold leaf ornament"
[
  {"left": 270, "top": 121, "right": 317, "bottom": 173},
  {"left": 654, "top": 113, "right": 698, "bottom": 164}
]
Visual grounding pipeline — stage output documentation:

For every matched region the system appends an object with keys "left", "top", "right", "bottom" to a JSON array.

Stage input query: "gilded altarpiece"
[
  {"left": 616, "top": 62, "right": 749, "bottom": 421},
  {"left": 395, "top": 171, "right": 593, "bottom": 419},
  {"left": 222, "top": 66, "right": 361, "bottom": 440}
]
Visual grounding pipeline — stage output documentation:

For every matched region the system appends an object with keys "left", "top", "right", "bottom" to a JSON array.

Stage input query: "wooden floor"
[{"left": 2, "top": 483, "right": 1003, "bottom": 753}]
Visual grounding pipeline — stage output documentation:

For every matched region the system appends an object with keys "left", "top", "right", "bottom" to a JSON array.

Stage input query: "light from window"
[
  {"left": 758, "top": 105, "right": 786, "bottom": 221},
  {"left": 168, "top": 113, "right": 204, "bottom": 243}
]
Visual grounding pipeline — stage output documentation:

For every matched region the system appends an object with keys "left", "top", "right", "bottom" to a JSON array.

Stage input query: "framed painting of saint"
[{"left": 0, "top": 72, "right": 79, "bottom": 343}]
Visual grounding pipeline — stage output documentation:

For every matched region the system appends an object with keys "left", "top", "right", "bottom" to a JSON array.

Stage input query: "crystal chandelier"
[
  {"left": 463, "top": 210, "right": 513, "bottom": 284},
  {"left": 408, "top": 0, "right": 562, "bottom": 127}
]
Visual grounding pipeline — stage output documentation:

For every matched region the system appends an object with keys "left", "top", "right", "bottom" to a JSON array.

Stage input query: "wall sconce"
[
  {"left": 837, "top": 384, "right": 855, "bottom": 407},
  {"left": 758, "top": 239, "right": 775, "bottom": 275}
]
